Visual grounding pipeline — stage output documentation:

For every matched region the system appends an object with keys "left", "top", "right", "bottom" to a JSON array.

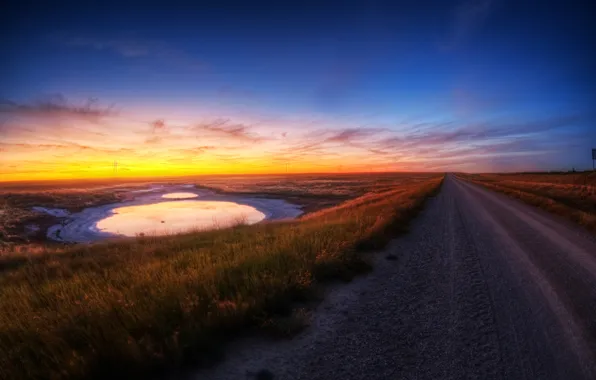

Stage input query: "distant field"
[
  {"left": 0, "top": 172, "right": 439, "bottom": 242},
  {"left": 194, "top": 172, "right": 440, "bottom": 212},
  {"left": 194, "top": 172, "right": 435, "bottom": 196},
  {"left": 458, "top": 172, "right": 596, "bottom": 232},
  {"left": 0, "top": 173, "right": 443, "bottom": 380}
]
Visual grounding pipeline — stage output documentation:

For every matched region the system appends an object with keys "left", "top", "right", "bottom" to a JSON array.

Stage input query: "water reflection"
[
  {"left": 96, "top": 200, "right": 265, "bottom": 237},
  {"left": 161, "top": 192, "right": 199, "bottom": 199}
]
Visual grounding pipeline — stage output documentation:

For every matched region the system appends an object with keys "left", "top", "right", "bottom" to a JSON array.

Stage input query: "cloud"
[
  {"left": 192, "top": 119, "right": 269, "bottom": 142},
  {"left": 289, "top": 127, "right": 387, "bottom": 150},
  {"left": 212, "top": 153, "right": 243, "bottom": 163},
  {"left": 275, "top": 127, "right": 390, "bottom": 159},
  {"left": 146, "top": 119, "right": 170, "bottom": 137},
  {"left": 144, "top": 136, "right": 163, "bottom": 144},
  {"left": 398, "top": 114, "right": 587, "bottom": 147},
  {"left": 322, "top": 127, "right": 387, "bottom": 143},
  {"left": 151, "top": 119, "right": 167, "bottom": 133},
  {"left": 0, "top": 142, "right": 136, "bottom": 156},
  {"left": 356, "top": 113, "right": 593, "bottom": 169},
  {"left": 0, "top": 95, "right": 116, "bottom": 122},
  {"left": 2, "top": 93, "right": 593, "bottom": 177},
  {"left": 366, "top": 147, "right": 391, "bottom": 155},
  {"left": 173, "top": 146, "right": 217, "bottom": 156},
  {"left": 265, "top": 113, "right": 591, "bottom": 171}
]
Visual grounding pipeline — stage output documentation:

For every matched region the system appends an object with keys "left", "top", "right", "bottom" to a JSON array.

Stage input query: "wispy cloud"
[
  {"left": 265, "top": 127, "right": 392, "bottom": 162},
  {"left": 2, "top": 92, "right": 593, "bottom": 179},
  {"left": 144, "top": 136, "right": 163, "bottom": 144},
  {"left": 0, "top": 142, "right": 135, "bottom": 155},
  {"left": 0, "top": 95, "right": 116, "bottom": 122},
  {"left": 255, "top": 112, "right": 591, "bottom": 172},
  {"left": 352, "top": 114, "right": 593, "bottom": 170},
  {"left": 150, "top": 119, "right": 167, "bottom": 133},
  {"left": 172, "top": 146, "right": 217, "bottom": 156},
  {"left": 388, "top": 114, "right": 588, "bottom": 148},
  {"left": 192, "top": 119, "right": 269, "bottom": 142},
  {"left": 322, "top": 127, "right": 387, "bottom": 143}
]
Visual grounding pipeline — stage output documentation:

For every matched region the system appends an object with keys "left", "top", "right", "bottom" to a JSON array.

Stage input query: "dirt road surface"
[{"left": 194, "top": 175, "right": 596, "bottom": 380}]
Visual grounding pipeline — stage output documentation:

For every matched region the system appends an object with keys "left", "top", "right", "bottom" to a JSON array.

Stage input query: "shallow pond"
[{"left": 96, "top": 200, "right": 266, "bottom": 237}]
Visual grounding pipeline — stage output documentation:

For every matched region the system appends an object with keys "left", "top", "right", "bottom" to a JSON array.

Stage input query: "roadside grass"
[
  {"left": 0, "top": 175, "right": 443, "bottom": 380},
  {"left": 457, "top": 172, "right": 596, "bottom": 232}
]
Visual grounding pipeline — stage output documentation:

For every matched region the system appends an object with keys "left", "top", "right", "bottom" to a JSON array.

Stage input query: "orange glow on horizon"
[
  {"left": 0, "top": 158, "right": 407, "bottom": 182},
  {"left": 0, "top": 105, "right": 467, "bottom": 182}
]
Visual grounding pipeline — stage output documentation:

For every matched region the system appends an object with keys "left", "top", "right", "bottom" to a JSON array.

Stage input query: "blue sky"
[{"left": 1, "top": 0, "right": 595, "bottom": 179}]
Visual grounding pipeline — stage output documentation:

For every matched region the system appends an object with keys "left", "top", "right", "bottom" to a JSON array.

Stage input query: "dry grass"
[
  {"left": 458, "top": 172, "right": 596, "bottom": 232},
  {"left": 195, "top": 172, "right": 440, "bottom": 213},
  {"left": 0, "top": 174, "right": 443, "bottom": 380},
  {"left": 194, "top": 172, "right": 437, "bottom": 196}
]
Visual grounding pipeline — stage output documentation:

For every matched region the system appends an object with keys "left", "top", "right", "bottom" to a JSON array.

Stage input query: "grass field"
[
  {"left": 194, "top": 172, "right": 438, "bottom": 212},
  {"left": 0, "top": 173, "right": 443, "bottom": 380},
  {"left": 1, "top": 172, "right": 438, "bottom": 242},
  {"left": 458, "top": 172, "right": 596, "bottom": 232}
]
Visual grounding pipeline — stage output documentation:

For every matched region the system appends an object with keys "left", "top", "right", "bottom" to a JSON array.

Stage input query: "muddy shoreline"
[{"left": 41, "top": 185, "right": 303, "bottom": 243}]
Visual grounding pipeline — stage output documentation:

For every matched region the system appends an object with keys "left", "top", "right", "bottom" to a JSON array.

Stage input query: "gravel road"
[{"left": 194, "top": 175, "right": 596, "bottom": 380}]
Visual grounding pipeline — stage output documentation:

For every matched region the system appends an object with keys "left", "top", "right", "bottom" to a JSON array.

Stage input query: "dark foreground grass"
[
  {"left": 458, "top": 172, "right": 596, "bottom": 232},
  {"left": 0, "top": 175, "right": 443, "bottom": 380}
]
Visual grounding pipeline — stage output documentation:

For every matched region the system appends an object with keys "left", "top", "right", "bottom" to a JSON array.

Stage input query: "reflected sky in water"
[
  {"left": 161, "top": 192, "right": 199, "bottom": 199},
  {"left": 96, "top": 200, "right": 265, "bottom": 237}
]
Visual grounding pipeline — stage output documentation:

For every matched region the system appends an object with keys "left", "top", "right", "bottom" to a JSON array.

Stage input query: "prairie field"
[
  {"left": 0, "top": 173, "right": 443, "bottom": 380},
  {"left": 0, "top": 172, "right": 438, "bottom": 242},
  {"left": 458, "top": 172, "right": 596, "bottom": 232},
  {"left": 193, "top": 172, "right": 439, "bottom": 212},
  {"left": 194, "top": 172, "right": 434, "bottom": 196}
]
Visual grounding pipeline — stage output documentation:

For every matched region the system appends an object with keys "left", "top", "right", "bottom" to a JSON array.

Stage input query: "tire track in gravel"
[{"left": 192, "top": 175, "right": 596, "bottom": 380}]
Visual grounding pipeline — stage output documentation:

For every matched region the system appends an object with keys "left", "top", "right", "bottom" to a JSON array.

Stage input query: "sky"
[{"left": 1, "top": 0, "right": 595, "bottom": 181}]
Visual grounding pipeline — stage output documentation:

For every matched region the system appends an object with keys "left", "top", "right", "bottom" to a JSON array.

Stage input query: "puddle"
[
  {"left": 45, "top": 185, "right": 303, "bottom": 242},
  {"left": 96, "top": 200, "right": 266, "bottom": 237}
]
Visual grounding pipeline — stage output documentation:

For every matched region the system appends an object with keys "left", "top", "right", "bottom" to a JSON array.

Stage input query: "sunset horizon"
[
  {"left": 5, "top": 94, "right": 591, "bottom": 182},
  {"left": 2, "top": 0, "right": 595, "bottom": 182}
]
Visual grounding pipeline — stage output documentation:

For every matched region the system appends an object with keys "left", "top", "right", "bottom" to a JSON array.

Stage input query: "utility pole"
[
  {"left": 592, "top": 149, "right": 596, "bottom": 171},
  {"left": 113, "top": 160, "right": 118, "bottom": 175}
]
